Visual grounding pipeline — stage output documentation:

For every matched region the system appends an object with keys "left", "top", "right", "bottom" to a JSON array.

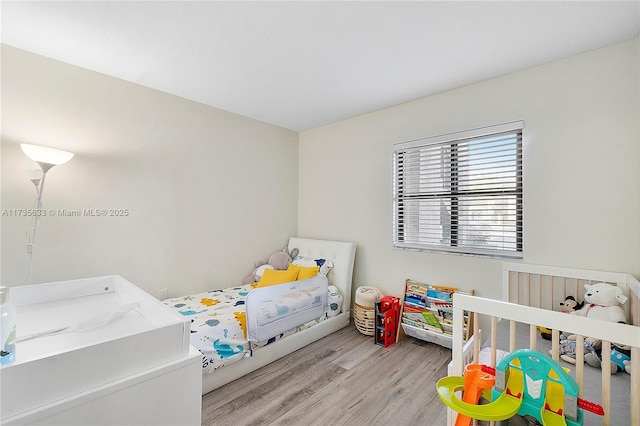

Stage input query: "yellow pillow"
[
  {"left": 288, "top": 263, "right": 320, "bottom": 280},
  {"left": 255, "top": 268, "right": 298, "bottom": 288}
]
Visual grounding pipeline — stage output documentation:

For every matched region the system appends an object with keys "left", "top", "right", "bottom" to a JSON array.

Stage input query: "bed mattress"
[{"left": 164, "top": 283, "right": 327, "bottom": 373}]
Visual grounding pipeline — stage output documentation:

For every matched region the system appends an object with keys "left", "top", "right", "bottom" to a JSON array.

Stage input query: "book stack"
[{"left": 401, "top": 281, "right": 466, "bottom": 335}]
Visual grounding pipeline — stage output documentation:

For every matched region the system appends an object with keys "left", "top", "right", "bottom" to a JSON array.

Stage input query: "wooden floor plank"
[{"left": 202, "top": 324, "right": 452, "bottom": 425}]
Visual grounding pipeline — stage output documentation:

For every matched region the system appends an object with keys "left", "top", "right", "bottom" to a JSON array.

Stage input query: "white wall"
[
  {"left": 3, "top": 39, "right": 639, "bottom": 304},
  {"left": 299, "top": 38, "right": 640, "bottom": 301},
  {"left": 1, "top": 46, "right": 299, "bottom": 297}
]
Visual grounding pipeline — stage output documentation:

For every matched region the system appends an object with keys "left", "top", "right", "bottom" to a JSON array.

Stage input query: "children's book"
[
  {"left": 401, "top": 279, "right": 474, "bottom": 343},
  {"left": 427, "top": 289, "right": 454, "bottom": 302},
  {"left": 404, "top": 292, "right": 427, "bottom": 307},
  {"left": 404, "top": 282, "right": 428, "bottom": 307},
  {"left": 421, "top": 311, "right": 444, "bottom": 331},
  {"left": 406, "top": 282, "right": 429, "bottom": 294},
  {"left": 402, "top": 312, "right": 428, "bottom": 323},
  {"left": 430, "top": 284, "right": 458, "bottom": 294},
  {"left": 431, "top": 301, "right": 453, "bottom": 311}
]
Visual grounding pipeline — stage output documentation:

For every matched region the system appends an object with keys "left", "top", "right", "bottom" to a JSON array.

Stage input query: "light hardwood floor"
[{"left": 201, "top": 324, "right": 452, "bottom": 425}]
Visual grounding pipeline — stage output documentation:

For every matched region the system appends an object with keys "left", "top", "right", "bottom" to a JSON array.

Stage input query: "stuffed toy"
[
  {"left": 572, "top": 282, "right": 627, "bottom": 322},
  {"left": 557, "top": 334, "right": 599, "bottom": 365},
  {"left": 568, "top": 282, "right": 629, "bottom": 372},
  {"left": 327, "top": 285, "right": 342, "bottom": 318},
  {"left": 611, "top": 344, "right": 632, "bottom": 374},
  {"left": 560, "top": 295, "right": 584, "bottom": 313},
  {"left": 243, "top": 247, "right": 299, "bottom": 284},
  {"left": 539, "top": 295, "right": 584, "bottom": 340},
  {"left": 585, "top": 343, "right": 631, "bottom": 374},
  {"left": 548, "top": 295, "right": 595, "bottom": 364},
  {"left": 555, "top": 291, "right": 628, "bottom": 365}
]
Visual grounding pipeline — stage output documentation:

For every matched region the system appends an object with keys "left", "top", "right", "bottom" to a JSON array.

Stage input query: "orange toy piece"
[{"left": 455, "top": 364, "right": 496, "bottom": 426}]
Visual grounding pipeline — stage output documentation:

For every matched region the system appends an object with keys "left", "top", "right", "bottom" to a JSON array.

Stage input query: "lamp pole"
[
  {"left": 20, "top": 144, "right": 74, "bottom": 285},
  {"left": 26, "top": 163, "right": 53, "bottom": 286}
]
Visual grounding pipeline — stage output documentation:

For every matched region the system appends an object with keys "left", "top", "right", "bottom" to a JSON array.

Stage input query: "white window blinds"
[{"left": 393, "top": 121, "right": 523, "bottom": 258}]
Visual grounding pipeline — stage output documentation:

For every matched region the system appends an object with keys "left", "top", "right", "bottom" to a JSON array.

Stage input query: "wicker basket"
[{"left": 353, "top": 303, "right": 376, "bottom": 335}]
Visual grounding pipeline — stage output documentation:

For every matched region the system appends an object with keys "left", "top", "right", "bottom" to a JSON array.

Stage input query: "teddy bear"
[
  {"left": 572, "top": 282, "right": 627, "bottom": 323},
  {"left": 243, "top": 247, "right": 299, "bottom": 284},
  {"left": 565, "top": 282, "right": 629, "bottom": 372},
  {"left": 557, "top": 283, "right": 628, "bottom": 366},
  {"left": 540, "top": 295, "right": 584, "bottom": 340},
  {"left": 545, "top": 295, "right": 598, "bottom": 364}
]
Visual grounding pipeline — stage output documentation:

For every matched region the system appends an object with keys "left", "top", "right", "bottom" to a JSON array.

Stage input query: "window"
[{"left": 393, "top": 121, "right": 523, "bottom": 259}]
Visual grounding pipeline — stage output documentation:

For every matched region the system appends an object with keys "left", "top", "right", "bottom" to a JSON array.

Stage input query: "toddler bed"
[
  {"left": 164, "top": 237, "right": 356, "bottom": 395},
  {"left": 447, "top": 262, "right": 640, "bottom": 426}
]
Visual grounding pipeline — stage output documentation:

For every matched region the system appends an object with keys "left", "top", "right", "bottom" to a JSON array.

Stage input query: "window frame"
[{"left": 392, "top": 121, "right": 524, "bottom": 259}]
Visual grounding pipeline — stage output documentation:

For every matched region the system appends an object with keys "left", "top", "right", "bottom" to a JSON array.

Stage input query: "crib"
[{"left": 448, "top": 262, "right": 640, "bottom": 426}]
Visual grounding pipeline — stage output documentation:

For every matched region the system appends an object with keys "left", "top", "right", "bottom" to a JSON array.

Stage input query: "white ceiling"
[{"left": 2, "top": 1, "right": 639, "bottom": 132}]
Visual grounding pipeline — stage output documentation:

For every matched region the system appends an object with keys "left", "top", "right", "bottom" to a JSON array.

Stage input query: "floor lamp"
[{"left": 21, "top": 144, "right": 74, "bottom": 285}]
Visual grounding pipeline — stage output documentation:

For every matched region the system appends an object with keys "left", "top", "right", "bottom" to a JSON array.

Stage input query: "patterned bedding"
[{"left": 164, "top": 283, "right": 326, "bottom": 374}]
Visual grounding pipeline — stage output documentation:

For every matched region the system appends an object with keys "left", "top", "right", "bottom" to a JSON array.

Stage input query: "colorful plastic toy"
[
  {"left": 453, "top": 363, "right": 496, "bottom": 426},
  {"left": 436, "top": 349, "right": 604, "bottom": 426}
]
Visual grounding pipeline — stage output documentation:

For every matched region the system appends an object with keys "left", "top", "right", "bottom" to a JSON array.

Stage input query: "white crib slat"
[
  {"left": 451, "top": 306, "right": 465, "bottom": 377},
  {"left": 559, "top": 276, "right": 564, "bottom": 309},
  {"left": 601, "top": 341, "right": 611, "bottom": 426},
  {"left": 632, "top": 288, "right": 640, "bottom": 327},
  {"left": 509, "top": 320, "right": 516, "bottom": 353},
  {"left": 632, "top": 346, "right": 639, "bottom": 426},
  {"left": 551, "top": 329, "right": 559, "bottom": 363},
  {"left": 473, "top": 312, "right": 480, "bottom": 363},
  {"left": 490, "top": 316, "right": 497, "bottom": 366},
  {"left": 529, "top": 323, "right": 536, "bottom": 349},
  {"left": 575, "top": 335, "right": 584, "bottom": 399}
]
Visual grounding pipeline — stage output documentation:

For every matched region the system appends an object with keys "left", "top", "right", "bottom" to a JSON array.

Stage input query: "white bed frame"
[
  {"left": 200, "top": 237, "right": 356, "bottom": 395},
  {"left": 449, "top": 262, "right": 640, "bottom": 426}
]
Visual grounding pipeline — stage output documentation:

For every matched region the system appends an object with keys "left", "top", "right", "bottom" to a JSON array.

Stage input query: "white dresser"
[{"left": 0, "top": 276, "right": 202, "bottom": 425}]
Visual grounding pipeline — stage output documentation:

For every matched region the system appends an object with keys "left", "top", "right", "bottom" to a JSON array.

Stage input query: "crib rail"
[
  {"left": 503, "top": 262, "right": 640, "bottom": 326},
  {"left": 451, "top": 294, "right": 640, "bottom": 426}
]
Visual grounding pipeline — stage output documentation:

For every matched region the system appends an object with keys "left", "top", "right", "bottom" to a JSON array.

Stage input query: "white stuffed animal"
[
  {"left": 571, "top": 282, "right": 629, "bottom": 372},
  {"left": 572, "top": 282, "right": 627, "bottom": 323},
  {"left": 327, "top": 285, "right": 343, "bottom": 318}
]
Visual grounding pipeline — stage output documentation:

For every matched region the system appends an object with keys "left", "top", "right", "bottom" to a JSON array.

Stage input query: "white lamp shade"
[{"left": 21, "top": 144, "right": 74, "bottom": 166}]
